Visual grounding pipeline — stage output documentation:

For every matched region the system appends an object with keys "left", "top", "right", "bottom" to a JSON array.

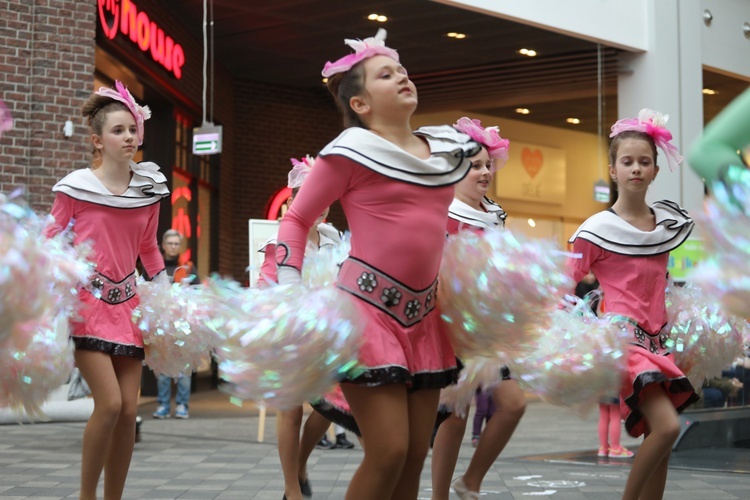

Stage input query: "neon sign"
[
  {"left": 266, "top": 187, "right": 292, "bottom": 220},
  {"left": 98, "top": 0, "right": 186, "bottom": 79}
]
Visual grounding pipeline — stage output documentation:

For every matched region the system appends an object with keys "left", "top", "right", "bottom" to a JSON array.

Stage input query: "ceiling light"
[
  {"left": 446, "top": 32, "right": 467, "bottom": 39},
  {"left": 367, "top": 13, "right": 387, "bottom": 22},
  {"left": 515, "top": 108, "right": 530, "bottom": 115},
  {"left": 702, "top": 88, "right": 718, "bottom": 95},
  {"left": 528, "top": 218, "right": 536, "bottom": 228},
  {"left": 566, "top": 117, "right": 581, "bottom": 124},
  {"left": 518, "top": 48, "right": 537, "bottom": 57}
]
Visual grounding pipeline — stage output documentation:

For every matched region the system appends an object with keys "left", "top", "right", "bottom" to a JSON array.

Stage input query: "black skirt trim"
[
  {"left": 312, "top": 400, "right": 361, "bottom": 437},
  {"left": 345, "top": 365, "right": 459, "bottom": 392},
  {"left": 72, "top": 336, "right": 145, "bottom": 360},
  {"left": 623, "top": 371, "right": 698, "bottom": 435}
]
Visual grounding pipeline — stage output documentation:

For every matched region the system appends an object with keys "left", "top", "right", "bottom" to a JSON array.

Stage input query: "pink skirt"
[
  {"left": 312, "top": 385, "right": 360, "bottom": 436},
  {"left": 70, "top": 283, "right": 145, "bottom": 359},
  {"left": 620, "top": 345, "right": 698, "bottom": 437},
  {"left": 336, "top": 257, "right": 459, "bottom": 390}
]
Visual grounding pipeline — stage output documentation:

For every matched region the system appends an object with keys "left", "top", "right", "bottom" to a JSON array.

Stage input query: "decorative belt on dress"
[
  {"left": 88, "top": 271, "right": 137, "bottom": 305},
  {"left": 336, "top": 257, "right": 438, "bottom": 327},
  {"left": 609, "top": 315, "right": 670, "bottom": 355}
]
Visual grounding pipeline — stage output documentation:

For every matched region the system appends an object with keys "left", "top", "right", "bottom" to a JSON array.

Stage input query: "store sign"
[
  {"left": 98, "top": 0, "right": 186, "bottom": 79},
  {"left": 494, "top": 141, "right": 566, "bottom": 205}
]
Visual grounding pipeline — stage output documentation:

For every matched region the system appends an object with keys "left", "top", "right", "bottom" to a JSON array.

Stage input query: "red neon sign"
[
  {"left": 267, "top": 187, "right": 292, "bottom": 220},
  {"left": 98, "top": 0, "right": 186, "bottom": 79}
]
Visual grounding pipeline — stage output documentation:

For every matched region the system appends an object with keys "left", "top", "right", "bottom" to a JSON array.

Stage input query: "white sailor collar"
[
  {"left": 448, "top": 197, "right": 507, "bottom": 230},
  {"left": 318, "top": 125, "right": 481, "bottom": 187},
  {"left": 569, "top": 200, "right": 694, "bottom": 256},
  {"left": 52, "top": 161, "right": 169, "bottom": 208}
]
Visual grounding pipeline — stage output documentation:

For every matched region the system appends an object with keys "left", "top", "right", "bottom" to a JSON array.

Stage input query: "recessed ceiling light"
[
  {"left": 515, "top": 107, "right": 530, "bottom": 115},
  {"left": 447, "top": 32, "right": 467, "bottom": 39},
  {"left": 528, "top": 218, "right": 536, "bottom": 228},
  {"left": 367, "top": 13, "right": 388, "bottom": 22},
  {"left": 518, "top": 48, "right": 537, "bottom": 57},
  {"left": 566, "top": 117, "right": 581, "bottom": 124},
  {"left": 702, "top": 88, "right": 718, "bottom": 95}
]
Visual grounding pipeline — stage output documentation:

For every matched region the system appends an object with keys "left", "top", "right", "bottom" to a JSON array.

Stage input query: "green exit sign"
[{"left": 193, "top": 124, "right": 222, "bottom": 155}]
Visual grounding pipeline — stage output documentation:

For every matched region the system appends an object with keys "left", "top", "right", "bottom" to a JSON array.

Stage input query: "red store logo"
[{"left": 98, "top": 0, "right": 186, "bottom": 79}]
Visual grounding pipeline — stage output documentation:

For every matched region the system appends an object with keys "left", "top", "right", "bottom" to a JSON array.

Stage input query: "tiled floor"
[{"left": 0, "top": 389, "right": 748, "bottom": 499}]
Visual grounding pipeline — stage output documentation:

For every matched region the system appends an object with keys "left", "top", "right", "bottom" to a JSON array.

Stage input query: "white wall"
[
  {"left": 701, "top": 0, "right": 750, "bottom": 79},
  {"left": 432, "top": 0, "right": 649, "bottom": 51}
]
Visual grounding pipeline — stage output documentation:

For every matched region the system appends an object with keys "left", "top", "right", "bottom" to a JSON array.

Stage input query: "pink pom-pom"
[
  {"left": 133, "top": 274, "right": 215, "bottom": 378},
  {"left": 511, "top": 305, "right": 630, "bottom": 414},
  {"left": 210, "top": 284, "right": 363, "bottom": 410},
  {"left": 439, "top": 229, "right": 572, "bottom": 359},
  {"left": 0, "top": 313, "right": 74, "bottom": 418},
  {"left": 666, "top": 282, "right": 747, "bottom": 389},
  {"left": 691, "top": 168, "right": 750, "bottom": 319}
]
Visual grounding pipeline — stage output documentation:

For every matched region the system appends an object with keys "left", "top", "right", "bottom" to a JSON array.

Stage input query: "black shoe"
[
  {"left": 334, "top": 433, "right": 355, "bottom": 449},
  {"left": 315, "top": 436, "right": 335, "bottom": 449},
  {"left": 299, "top": 477, "right": 312, "bottom": 497}
]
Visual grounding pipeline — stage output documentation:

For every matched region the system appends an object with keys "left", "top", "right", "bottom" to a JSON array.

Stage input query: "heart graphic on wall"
[{"left": 521, "top": 148, "right": 544, "bottom": 179}]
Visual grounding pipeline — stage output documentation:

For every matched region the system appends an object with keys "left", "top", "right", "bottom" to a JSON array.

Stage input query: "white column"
[{"left": 617, "top": 0, "right": 705, "bottom": 211}]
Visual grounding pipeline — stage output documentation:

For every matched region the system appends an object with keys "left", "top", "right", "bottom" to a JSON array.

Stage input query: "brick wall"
[
  {"left": 0, "top": 0, "right": 96, "bottom": 209},
  {"left": 224, "top": 80, "right": 344, "bottom": 281}
]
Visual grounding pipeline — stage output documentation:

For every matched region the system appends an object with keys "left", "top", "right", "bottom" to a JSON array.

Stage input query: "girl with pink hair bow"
[
  {"left": 566, "top": 109, "right": 697, "bottom": 500},
  {"left": 430, "top": 117, "right": 525, "bottom": 500},
  {"left": 275, "top": 30, "right": 480, "bottom": 500},
  {"left": 45, "top": 81, "right": 169, "bottom": 499}
]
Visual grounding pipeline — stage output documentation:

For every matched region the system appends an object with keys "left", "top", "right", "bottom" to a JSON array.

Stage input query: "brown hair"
[
  {"left": 81, "top": 94, "right": 130, "bottom": 165},
  {"left": 608, "top": 130, "right": 658, "bottom": 166},
  {"left": 326, "top": 62, "right": 368, "bottom": 129}
]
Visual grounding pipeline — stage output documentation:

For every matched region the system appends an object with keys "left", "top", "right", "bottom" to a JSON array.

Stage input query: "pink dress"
[
  {"left": 567, "top": 201, "right": 698, "bottom": 437},
  {"left": 46, "top": 162, "right": 169, "bottom": 359},
  {"left": 276, "top": 125, "right": 480, "bottom": 390}
]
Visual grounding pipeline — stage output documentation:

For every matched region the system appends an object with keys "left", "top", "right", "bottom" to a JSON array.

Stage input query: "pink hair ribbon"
[
  {"left": 453, "top": 117, "right": 510, "bottom": 172},
  {"left": 288, "top": 155, "right": 316, "bottom": 189},
  {"left": 95, "top": 80, "right": 151, "bottom": 145},
  {"left": 610, "top": 109, "right": 683, "bottom": 171},
  {"left": 322, "top": 29, "right": 399, "bottom": 78}
]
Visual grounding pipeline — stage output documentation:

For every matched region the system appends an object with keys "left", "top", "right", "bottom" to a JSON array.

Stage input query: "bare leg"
[
  {"left": 641, "top": 449, "right": 671, "bottom": 500},
  {"left": 102, "top": 356, "right": 142, "bottom": 499},
  {"left": 278, "top": 406, "right": 304, "bottom": 500},
  {"left": 460, "top": 380, "right": 525, "bottom": 493},
  {"left": 75, "top": 350, "right": 122, "bottom": 500},
  {"left": 621, "top": 386, "right": 680, "bottom": 500},
  {"left": 430, "top": 409, "right": 469, "bottom": 500},
  {"left": 392, "top": 389, "right": 441, "bottom": 499},
  {"left": 341, "top": 383, "right": 410, "bottom": 500},
  {"left": 298, "top": 410, "right": 331, "bottom": 483}
]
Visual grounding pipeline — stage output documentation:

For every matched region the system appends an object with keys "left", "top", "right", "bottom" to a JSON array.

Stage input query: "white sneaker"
[
  {"left": 175, "top": 404, "right": 189, "bottom": 419},
  {"left": 152, "top": 405, "right": 170, "bottom": 419}
]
